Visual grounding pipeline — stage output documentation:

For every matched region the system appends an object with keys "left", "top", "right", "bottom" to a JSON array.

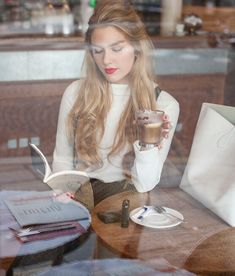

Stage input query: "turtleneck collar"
[{"left": 111, "top": 83, "right": 130, "bottom": 96}]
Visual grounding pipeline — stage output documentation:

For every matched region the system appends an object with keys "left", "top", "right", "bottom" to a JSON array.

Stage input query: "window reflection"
[{"left": 0, "top": 1, "right": 235, "bottom": 275}]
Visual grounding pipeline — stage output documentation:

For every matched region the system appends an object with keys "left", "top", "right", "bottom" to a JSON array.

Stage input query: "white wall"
[{"left": 0, "top": 48, "right": 228, "bottom": 82}]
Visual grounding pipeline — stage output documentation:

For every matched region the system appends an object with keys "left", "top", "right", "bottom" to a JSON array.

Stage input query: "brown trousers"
[{"left": 75, "top": 178, "right": 134, "bottom": 211}]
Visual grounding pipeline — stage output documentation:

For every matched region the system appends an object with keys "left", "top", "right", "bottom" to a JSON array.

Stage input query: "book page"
[
  {"left": 47, "top": 173, "right": 89, "bottom": 194},
  {"left": 4, "top": 191, "right": 90, "bottom": 227},
  {"left": 29, "top": 143, "right": 51, "bottom": 181}
]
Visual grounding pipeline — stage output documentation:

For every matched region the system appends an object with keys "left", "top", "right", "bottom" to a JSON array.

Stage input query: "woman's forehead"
[{"left": 90, "top": 26, "right": 128, "bottom": 46}]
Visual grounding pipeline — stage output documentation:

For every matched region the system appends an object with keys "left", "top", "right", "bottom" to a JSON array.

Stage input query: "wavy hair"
[{"left": 68, "top": 0, "right": 156, "bottom": 168}]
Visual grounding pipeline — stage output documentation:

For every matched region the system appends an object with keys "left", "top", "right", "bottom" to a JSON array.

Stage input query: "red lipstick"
[{"left": 104, "top": 68, "right": 117, "bottom": 74}]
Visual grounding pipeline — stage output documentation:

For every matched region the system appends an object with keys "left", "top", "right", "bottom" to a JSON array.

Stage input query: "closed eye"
[
  {"left": 92, "top": 47, "right": 103, "bottom": 54},
  {"left": 112, "top": 46, "right": 123, "bottom": 52}
]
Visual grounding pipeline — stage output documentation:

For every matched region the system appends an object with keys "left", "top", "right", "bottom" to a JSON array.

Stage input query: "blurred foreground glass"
[{"left": 135, "top": 110, "right": 164, "bottom": 149}]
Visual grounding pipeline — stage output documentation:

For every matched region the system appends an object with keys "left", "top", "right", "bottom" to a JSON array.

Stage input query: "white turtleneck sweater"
[{"left": 52, "top": 80, "right": 179, "bottom": 192}]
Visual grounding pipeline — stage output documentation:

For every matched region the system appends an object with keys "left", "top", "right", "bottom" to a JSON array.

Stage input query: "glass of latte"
[{"left": 135, "top": 109, "right": 164, "bottom": 149}]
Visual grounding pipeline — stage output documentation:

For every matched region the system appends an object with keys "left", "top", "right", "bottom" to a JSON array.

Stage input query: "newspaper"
[{"left": 4, "top": 191, "right": 90, "bottom": 227}]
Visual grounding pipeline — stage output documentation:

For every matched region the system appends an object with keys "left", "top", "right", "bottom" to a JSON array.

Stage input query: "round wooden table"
[{"left": 92, "top": 188, "right": 235, "bottom": 275}]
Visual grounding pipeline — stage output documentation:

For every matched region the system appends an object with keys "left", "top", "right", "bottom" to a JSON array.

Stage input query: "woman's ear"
[{"left": 134, "top": 50, "right": 139, "bottom": 62}]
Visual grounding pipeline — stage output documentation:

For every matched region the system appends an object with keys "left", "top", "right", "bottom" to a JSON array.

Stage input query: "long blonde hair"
[{"left": 68, "top": 0, "right": 156, "bottom": 167}]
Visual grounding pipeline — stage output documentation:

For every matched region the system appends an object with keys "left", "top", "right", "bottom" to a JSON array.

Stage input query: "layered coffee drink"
[
  {"left": 135, "top": 109, "right": 164, "bottom": 147},
  {"left": 139, "top": 122, "right": 162, "bottom": 144}
]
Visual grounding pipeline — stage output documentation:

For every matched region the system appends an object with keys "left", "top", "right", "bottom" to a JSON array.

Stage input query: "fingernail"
[
  {"left": 66, "top": 192, "right": 75, "bottom": 199},
  {"left": 163, "top": 114, "right": 169, "bottom": 120}
]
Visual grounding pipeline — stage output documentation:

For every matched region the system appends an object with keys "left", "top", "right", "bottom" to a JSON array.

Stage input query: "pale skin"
[
  {"left": 90, "top": 26, "right": 135, "bottom": 84},
  {"left": 90, "top": 26, "right": 171, "bottom": 147}
]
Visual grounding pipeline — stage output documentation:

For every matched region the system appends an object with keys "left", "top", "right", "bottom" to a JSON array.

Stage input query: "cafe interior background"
[
  {"left": 0, "top": 0, "right": 235, "bottom": 274},
  {"left": 1, "top": 0, "right": 234, "bottom": 188}
]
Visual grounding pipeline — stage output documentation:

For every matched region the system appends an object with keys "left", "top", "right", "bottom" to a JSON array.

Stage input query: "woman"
[{"left": 52, "top": 0, "right": 179, "bottom": 207}]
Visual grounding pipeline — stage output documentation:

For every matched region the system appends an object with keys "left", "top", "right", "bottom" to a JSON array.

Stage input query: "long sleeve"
[
  {"left": 52, "top": 81, "right": 80, "bottom": 172},
  {"left": 53, "top": 83, "right": 179, "bottom": 190},
  {"left": 131, "top": 91, "right": 180, "bottom": 192}
]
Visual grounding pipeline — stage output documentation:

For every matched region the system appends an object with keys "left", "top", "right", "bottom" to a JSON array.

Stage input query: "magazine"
[
  {"left": 4, "top": 191, "right": 90, "bottom": 228},
  {"left": 29, "top": 143, "right": 89, "bottom": 194}
]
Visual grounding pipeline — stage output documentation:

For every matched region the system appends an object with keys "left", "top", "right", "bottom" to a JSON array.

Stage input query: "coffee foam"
[{"left": 144, "top": 122, "right": 162, "bottom": 128}]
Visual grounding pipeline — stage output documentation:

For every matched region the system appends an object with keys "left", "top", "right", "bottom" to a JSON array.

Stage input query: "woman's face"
[{"left": 90, "top": 26, "right": 135, "bottom": 84}]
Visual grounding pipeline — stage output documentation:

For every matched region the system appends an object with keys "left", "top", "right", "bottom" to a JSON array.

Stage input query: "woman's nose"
[{"left": 103, "top": 50, "right": 112, "bottom": 65}]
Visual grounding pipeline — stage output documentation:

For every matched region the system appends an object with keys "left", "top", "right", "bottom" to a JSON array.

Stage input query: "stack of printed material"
[{"left": 4, "top": 191, "right": 90, "bottom": 243}]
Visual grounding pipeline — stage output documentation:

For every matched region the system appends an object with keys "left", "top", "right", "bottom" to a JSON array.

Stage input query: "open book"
[{"left": 29, "top": 143, "right": 89, "bottom": 194}]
